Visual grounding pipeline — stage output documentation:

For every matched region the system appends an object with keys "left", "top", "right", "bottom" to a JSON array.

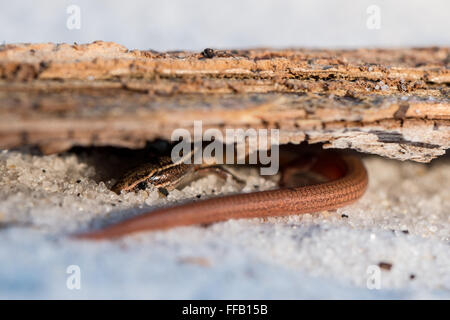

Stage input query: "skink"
[{"left": 76, "top": 152, "right": 368, "bottom": 240}]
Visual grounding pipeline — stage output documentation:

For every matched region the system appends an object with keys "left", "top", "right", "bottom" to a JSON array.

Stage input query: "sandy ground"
[{"left": 0, "top": 148, "right": 448, "bottom": 299}]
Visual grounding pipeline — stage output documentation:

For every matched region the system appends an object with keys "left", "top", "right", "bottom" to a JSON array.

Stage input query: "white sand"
[{"left": 0, "top": 149, "right": 448, "bottom": 299}]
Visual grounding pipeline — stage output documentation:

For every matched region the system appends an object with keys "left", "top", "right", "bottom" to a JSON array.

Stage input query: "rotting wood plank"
[{"left": 0, "top": 42, "right": 448, "bottom": 162}]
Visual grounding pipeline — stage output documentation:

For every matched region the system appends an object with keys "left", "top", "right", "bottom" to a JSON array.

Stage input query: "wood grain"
[{"left": 0, "top": 42, "right": 448, "bottom": 162}]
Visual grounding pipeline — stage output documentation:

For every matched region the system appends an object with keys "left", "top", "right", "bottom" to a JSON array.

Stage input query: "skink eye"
[{"left": 137, "top": 182, "right": 147, "bottom": 190}]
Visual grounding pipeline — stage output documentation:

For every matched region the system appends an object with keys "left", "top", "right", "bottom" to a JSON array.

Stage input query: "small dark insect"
[
  {"left": 202, "top": 48, "right": 215, "bottom": 59},
  {"left": 378, "top": 262, "right": 393, "bottom": 271}
]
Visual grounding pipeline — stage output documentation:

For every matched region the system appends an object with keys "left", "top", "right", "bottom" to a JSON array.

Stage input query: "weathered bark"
[{"left": 0, "top": 41, "right": 448, "bottom": 162}]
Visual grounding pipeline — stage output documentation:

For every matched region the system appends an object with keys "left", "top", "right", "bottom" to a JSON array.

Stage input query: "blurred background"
[{"left": 0, "top": 0, "right": 448, "bottom": 50}]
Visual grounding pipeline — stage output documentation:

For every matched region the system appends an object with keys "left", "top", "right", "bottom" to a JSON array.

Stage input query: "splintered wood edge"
[{"left": 0, "top": 41, "right": 448, "bottom": 162}]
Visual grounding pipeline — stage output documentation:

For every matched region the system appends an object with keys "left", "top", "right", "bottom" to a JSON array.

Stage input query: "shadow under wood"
[
  {"left": 66, "top": 139, "right": 172, "bottom": 183},
  {"left": 64, "top": 140, "right": 381, "bottom": 186}
]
